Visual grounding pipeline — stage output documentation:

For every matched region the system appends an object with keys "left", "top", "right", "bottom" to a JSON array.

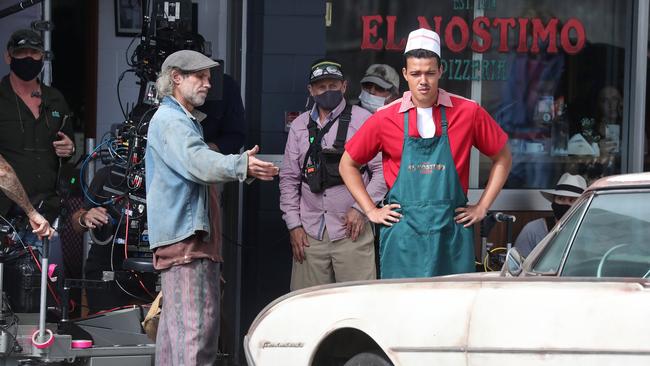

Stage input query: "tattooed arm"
[{"left": 0, "top": 155, "right": 54, "bottom": 239}]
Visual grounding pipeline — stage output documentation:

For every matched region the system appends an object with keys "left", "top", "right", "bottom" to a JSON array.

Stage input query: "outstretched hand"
[{"left": 246, "top": 145, "right": 279, "bottom": 181}]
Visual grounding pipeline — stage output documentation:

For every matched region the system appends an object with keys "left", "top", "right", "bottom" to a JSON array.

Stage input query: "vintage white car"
[{"left": 244, "top": 173, "right": 650, "bottom": 366}]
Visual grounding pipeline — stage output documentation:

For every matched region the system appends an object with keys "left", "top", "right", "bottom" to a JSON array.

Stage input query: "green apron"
[{"left": 379, "top": 107, "right": 475, "bottom": 278}]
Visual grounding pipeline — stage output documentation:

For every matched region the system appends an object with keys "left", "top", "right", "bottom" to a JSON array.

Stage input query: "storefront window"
[
  {"left": 478, "top": 0, "right": 629, "bottom": 188},
  {"left": 326, "top": 0, "right": 634, "bottom": 189}
]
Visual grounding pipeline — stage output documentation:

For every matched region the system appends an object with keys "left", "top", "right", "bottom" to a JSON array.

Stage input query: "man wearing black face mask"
[
  {"left": 0, "top": 29, "right": 75, "bottom": 268},
  {"left": 279, "top": 58, "right": 386, "bottom": 290},
  {"left": 514, "top": 173, "right": 587, "bottom": 257}
]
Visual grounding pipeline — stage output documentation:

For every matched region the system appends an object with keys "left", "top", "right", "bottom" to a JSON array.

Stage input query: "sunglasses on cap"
[
  {"left": 310, "top": 61, "right": 343, "bottom": 80},
  {"left": 9, "top": 37, "right": 43, "bottom": 51}
]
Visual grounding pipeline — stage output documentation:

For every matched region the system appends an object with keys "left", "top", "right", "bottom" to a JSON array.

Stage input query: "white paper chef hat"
[{"left": 404, "top": 28, "right": 441, "bottom": 58}]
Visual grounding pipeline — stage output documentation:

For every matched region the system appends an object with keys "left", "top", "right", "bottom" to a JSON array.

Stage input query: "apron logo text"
[{"left": 408, "top": 162, "right": 445, "bottom": 174}]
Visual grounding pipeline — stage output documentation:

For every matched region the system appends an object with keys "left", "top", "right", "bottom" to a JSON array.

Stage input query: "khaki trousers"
[{"left": 290, "top": 222, "right": 376, "bottom": 291}]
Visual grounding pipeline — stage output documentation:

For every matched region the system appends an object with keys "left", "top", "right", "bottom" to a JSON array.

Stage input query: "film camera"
[{"left": 130, "top": 0, "right": 210, "bottom": 105}]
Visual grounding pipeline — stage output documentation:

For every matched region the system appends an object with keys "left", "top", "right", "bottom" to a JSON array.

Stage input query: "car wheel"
[{"left": 343, "top": 351, "right": 393, "bottom": 366}]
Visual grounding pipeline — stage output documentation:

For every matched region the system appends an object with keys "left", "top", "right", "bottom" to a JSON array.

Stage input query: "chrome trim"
[
  {"left": 625, "top": 0, "right": 648, "bottom": 173},
  {"left": 244, "top": 335, "right": 256, "bottom": 366},
  {"left": 556, "top": 193, "right": 594, "bottom": 275},
  {"left": 391, "top": 346, "right": 650, "bottom": 356}
]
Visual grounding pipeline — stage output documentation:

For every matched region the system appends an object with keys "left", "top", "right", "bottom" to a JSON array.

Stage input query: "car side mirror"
[{"left": 501, "top": 247, "right": 524, "bottom": 277}]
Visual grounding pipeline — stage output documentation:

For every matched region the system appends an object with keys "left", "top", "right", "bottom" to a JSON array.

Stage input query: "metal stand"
[
  {"left": 0, "top": 260, "right": 7, "bottom": 356},
  {"left": 35, "top": 237, "right": 50, "bottom": 356}
]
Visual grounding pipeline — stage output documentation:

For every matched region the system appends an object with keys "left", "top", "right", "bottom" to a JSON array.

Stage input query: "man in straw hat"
[
  {"left": 340, "top": 28, "right": 512, "bottom": 279},
  {"left": 145, "top": 49, "right": 279, "bottom": 364},
  {"left": 515, "top": 173, "right": 587, "bottom": 257}
]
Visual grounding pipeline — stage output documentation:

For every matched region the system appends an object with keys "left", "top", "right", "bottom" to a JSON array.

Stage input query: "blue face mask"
[
  {"left": 313, "top": 90, "right": 343, "bottom": 111},
  {"left": 359, "top": 89, "right": 386, "bottom": 113}
]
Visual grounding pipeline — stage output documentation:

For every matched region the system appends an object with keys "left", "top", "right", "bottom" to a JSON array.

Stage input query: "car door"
[{"left": 467, "top": 279, "right": 650, "bottom": 366}]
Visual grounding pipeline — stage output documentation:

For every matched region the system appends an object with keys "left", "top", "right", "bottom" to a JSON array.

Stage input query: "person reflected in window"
[
  {"left": 514, "top": 173, "right": 587, "bottom": 257},
  {"left": 579, "top": 86, "right": 623, "bottom": 182},
  {"left": 596, "top": 86, "right": 622, "bottom": 162}
]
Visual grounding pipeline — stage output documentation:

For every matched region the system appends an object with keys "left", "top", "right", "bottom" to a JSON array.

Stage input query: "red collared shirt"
[{"left": 345, "top": 89, "right": 508, "bottom": 192}]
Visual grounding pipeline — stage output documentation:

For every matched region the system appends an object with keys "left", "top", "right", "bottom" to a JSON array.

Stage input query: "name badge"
[{"left": 51, "top": 111, "right": 60, "bottom": 118}]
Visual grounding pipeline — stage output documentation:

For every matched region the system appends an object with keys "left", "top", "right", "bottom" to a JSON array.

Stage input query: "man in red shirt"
[{"left": 340, "top": 28, "right": 512, "bottom": 279}]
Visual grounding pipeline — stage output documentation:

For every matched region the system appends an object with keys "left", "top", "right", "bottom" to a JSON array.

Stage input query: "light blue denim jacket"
[{"left": 145, "top": 96, "right": 248, "bottom": 249}]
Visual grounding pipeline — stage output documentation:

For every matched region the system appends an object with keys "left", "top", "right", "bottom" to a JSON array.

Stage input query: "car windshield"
[
  {"left": 560, "top": 191, "right": 650, "bottom": 277},
  {"left": 531, "top": 197, "right": 589, "bottom": 274}
]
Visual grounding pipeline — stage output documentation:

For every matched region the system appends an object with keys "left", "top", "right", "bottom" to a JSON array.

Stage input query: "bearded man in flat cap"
[{"left": 146, "top": 49, "right": 279, "bottom": 364}]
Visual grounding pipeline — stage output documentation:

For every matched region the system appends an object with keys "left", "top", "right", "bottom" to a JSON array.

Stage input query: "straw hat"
[{"left": 540, "top": 173, "right": 587, "bottom": 202}]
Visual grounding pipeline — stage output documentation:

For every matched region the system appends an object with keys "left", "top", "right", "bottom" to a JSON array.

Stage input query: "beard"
[
  {"left": 178, "top": 83, "right": 208, "bottom": 108},
  {"left": 183, "top": 90, "right": 207, "bottom": 107}
]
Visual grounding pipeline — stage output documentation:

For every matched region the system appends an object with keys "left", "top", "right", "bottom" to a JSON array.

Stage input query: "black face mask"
[
  {"left": 312, "top": 90, "right": 343, "bottom": 111},
  {"left": 551, "top": 202, "right": 571, "bottom": 220},
  {"left": 10, "top": 56, "right": 43, "bottom": 81}
]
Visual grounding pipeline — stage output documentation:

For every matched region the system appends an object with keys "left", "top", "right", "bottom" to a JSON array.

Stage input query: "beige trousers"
[{"left": 290, "top": 222, "right": 376, "bottom": 291}]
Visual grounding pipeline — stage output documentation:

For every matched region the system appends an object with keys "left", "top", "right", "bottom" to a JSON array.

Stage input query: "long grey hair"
[{"left": 155, "top": 67, "right": 178, "bottom": 98}]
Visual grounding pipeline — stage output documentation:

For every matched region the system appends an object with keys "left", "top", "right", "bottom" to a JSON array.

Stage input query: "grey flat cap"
[{"left": 161, "top": 50, "right": 219, "bottom": 73}]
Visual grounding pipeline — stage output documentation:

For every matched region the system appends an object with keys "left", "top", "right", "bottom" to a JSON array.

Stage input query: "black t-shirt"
[{"left": 0, "top": 75, "right": 74, "bottom": 220}]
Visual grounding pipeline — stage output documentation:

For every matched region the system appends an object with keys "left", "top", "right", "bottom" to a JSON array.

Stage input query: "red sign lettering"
[
  {"left": 471, "top": 16, "right": 492, "bottom": 53},
  {"left": 360, "top": 15, "right": 587, "bottom": 55},
  {"left": 445, "top": 16, "right": 470, "bottom": 53},
  {"left": 361, "top": 15, "right": 384, "bottom": 50},
  {"left": 561, "top": 18, "right": 586, "bottom": 55},
  {"left": 531, "top": 18, "right": 559, "bottom": 53}
]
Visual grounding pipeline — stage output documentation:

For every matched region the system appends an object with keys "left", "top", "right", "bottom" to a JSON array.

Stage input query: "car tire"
[{"left": 343, "top": 351, "right": 393, "bottom": 366}]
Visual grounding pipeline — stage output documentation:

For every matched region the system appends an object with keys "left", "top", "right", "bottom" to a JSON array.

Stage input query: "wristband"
[{"left": 78, "top": 211, "right": 89, "bottom": 230}]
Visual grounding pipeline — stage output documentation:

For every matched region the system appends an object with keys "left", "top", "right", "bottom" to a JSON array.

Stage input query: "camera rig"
[
  {"left": 132, "top": 0, "right": 206, "bottom": 105},
  {"left": 84, "top": 0, "right": 210, "bottom": 255}
]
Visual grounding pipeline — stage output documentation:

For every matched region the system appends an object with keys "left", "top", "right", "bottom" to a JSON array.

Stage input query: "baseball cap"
[
  {"left": 161, "top": 50, "right": 219, "bottom": 73},
  {"left": 309, "top": 58, "right": 344, "bottom": 83},
  {"left": 6, "top": 29, "right": 44, "bottom": 53},
  {"left": 404, "top": 28, "right": 441, "bottom": 58},
  {"left": 360, "top": 64, "right": 400, "bottom": 91}
]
